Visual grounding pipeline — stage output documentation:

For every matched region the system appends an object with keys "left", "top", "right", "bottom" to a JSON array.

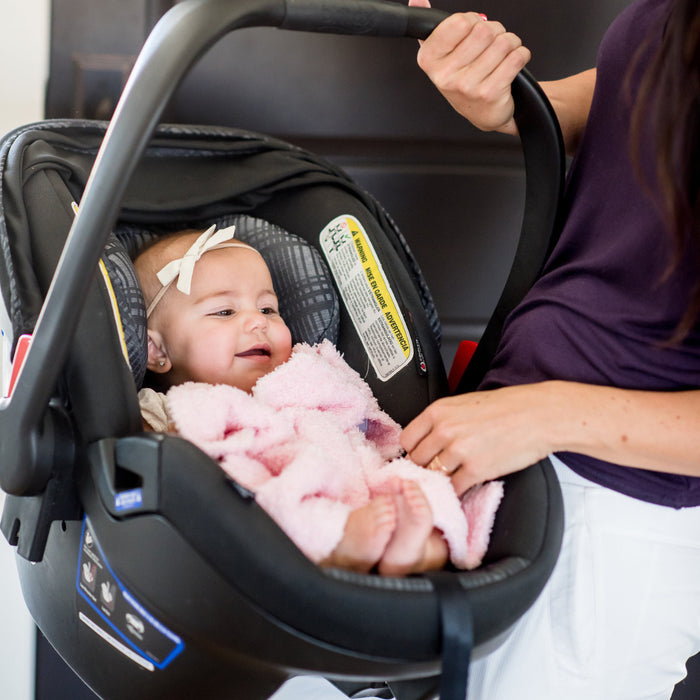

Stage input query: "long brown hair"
[{"left": 631, "top": 0, "right": 700, "bottom": 340}]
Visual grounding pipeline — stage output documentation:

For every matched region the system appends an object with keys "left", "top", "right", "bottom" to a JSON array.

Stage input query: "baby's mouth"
[{"left": 236, "top": 345, "right": 271, "bottom": 358}]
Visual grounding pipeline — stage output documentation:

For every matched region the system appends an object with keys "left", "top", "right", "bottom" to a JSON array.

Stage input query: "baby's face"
[{"left": 152, "top": 246, "right": 292, "bottom": 392}]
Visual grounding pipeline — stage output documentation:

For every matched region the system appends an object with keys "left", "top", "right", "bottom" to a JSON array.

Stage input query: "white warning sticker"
[{"left": 320, "top": 215, "right": 412, "bottom": 381}]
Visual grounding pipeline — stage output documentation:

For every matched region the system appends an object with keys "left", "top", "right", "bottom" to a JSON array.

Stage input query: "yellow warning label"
[{"left": 320, "top": 215, "right": 413, "bottom": 381}]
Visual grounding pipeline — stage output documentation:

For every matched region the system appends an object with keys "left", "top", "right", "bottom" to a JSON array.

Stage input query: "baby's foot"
[
  {"left": 324, "top": 496, "right": 397, "bottom": 573},
  {"left": 378, "top": 480, "right": 434, "bottom": 577}
]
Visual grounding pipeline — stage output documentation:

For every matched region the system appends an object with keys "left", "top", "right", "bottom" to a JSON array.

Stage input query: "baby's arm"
[{"left": 138, "top": 387, "right": 174, "bottom": 432}]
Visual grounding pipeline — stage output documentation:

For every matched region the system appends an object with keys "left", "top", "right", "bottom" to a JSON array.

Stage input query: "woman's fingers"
[
  {"left": 416, "top": 12, "right": 490, "bottom": 66},
  {"left": 413, "top": 10, "right": 530, "bottom": 133},
  {"left": 399, "top": 406, "right": 433, "bottom": 462},
  {"left": 401, "top": 385, "right": 555, "bottom": 496},
  {"left": 401, "top": 399, "right": 461, "bottom": 468}
]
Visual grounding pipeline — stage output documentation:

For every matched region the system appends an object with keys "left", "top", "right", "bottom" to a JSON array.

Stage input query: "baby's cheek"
[{"left": 279, "top": 326, "right": 293, "bottom": 359}]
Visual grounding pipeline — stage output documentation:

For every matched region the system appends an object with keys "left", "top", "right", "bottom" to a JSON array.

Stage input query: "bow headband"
[{"left": 146, "top": 224, "right": 255, "bottom": 318}]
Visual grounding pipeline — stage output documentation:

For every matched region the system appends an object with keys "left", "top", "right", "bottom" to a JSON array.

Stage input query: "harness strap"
[{"left": 427, "top": 571, "right": 473, "bottom": 700}]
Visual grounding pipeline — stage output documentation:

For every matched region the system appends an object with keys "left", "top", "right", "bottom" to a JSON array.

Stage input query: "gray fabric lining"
[{"left": 101, "top": 235, "right": 148, "bottom": 387}]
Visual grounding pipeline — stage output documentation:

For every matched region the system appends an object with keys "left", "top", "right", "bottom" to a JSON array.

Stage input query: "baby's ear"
[{"left": 146, "top": 330, "right": 172, "bottom": 373}]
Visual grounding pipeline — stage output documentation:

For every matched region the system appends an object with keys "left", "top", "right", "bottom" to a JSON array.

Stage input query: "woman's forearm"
[
  {"left": 545, "top": 380, "right": 700, "bottom": 478},
  {"left": 401, "top": 380, "right": 700, "bottom": 495},
  {"left": 539, "top": 68, "right": 597, "bottom": 156}
]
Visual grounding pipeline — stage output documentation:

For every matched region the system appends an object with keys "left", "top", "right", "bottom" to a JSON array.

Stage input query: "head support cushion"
[{"left": 101, "top": 214, "right": 340, "bottom": 389}]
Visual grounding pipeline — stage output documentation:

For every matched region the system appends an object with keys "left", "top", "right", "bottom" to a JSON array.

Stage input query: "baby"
[{"left": 135, "top": 225, "right": 501, "bottom": 575}]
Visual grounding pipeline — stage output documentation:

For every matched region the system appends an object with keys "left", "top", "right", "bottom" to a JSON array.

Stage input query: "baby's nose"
[{"left": 245, "top": 309, "right": 269, "bottom": 331}]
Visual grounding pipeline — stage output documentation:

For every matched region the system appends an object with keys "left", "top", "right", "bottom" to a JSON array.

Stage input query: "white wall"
[
  {"left": 0, "top": 0, "right": 50, "bottom": 137},
  {"left": 0, "top": 493, "right": 36, "bottom": 700},
  {"left": 0, "top": 1, "right": 52, "bottom": 698}
]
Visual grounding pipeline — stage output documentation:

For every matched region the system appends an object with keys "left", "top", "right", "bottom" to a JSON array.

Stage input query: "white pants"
[
  {"left": 468, "top": 456, "right": 700, "bottom": 700},
  {"left": 270, "top": 456, "right": 700, "bottom": 700}
]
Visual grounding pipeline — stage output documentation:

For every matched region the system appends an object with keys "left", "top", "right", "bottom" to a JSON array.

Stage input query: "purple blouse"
[{"left": 480, "top": 0, "right": 700, "bottom": 507}]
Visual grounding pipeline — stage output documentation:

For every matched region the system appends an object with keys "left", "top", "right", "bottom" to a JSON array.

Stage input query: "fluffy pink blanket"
[{"left": 167, "top": 340, "right": 503, "bottom": 570}]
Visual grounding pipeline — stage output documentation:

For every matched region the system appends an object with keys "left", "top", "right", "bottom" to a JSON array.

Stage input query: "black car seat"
[{"left": 0, "top": 2, "right": 565, "bottom": 699}]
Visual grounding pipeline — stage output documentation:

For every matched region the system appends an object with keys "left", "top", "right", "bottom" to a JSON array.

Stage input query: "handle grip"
[{"left": 281, "top": 0, "right": 448, "bottom": 37}]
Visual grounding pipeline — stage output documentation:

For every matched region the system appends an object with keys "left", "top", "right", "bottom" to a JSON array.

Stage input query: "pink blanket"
[{"left": 167, "top": 340, "right": 503, "bottom": 570}]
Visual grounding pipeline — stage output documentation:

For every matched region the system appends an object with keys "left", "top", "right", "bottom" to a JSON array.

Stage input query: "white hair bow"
[
  {"left": 146, "top": 224, "right": 254, "bottom": 318},
  {"left": 156, "top": 224, "right": 237, "bottom": 295}
]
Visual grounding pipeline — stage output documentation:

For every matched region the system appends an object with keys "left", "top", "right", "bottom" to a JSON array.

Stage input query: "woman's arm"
[
  {"left": 409, "top": 0, "right": 596, "bottom": 156},
  {"left": 540, "top": 70, "right": 596, "bottom": 155},
  {"left": 400, "top": 381, "right": 700, "bottom": 496}
]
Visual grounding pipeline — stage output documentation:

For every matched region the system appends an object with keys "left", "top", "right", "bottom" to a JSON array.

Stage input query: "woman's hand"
[
  {"left": 409, "top": 0, "right": 596, "bottom": 153},
  {"left": 409, "top": 0, "right": 531, "bottom": 135},
  {"left": 401, "top": 383, "right": 558, "bottom": 495}
]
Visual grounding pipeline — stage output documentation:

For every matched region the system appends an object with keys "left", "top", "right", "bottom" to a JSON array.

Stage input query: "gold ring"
[{"left": 427, "top": 455, "right": 450, "bottom": 474}]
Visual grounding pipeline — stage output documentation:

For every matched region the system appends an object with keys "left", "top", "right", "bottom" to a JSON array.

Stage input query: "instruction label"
[
  {"left": 320, "top": 215, "right": 412, "bottom": 381},
  {"left": 76, "top": 519, "right": 184, "bottom": 670}
]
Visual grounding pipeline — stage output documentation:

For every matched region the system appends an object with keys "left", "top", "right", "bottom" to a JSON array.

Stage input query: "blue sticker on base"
[
  {"left": 114, "top": 488, "right": 143, "bottom": 512},
  {"left": 76, "top": 518, "right": 184, "bottom": 669}
]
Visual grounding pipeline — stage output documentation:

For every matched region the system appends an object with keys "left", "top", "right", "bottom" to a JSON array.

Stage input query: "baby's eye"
[
  {"left": 260, "top": 306, "right": 279, "bottom": 315},
  {"left": 209, "top": 308, "right": 234, "bottom": 317}
]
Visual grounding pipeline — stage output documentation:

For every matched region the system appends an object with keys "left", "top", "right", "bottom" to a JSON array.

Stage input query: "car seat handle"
[{"left": 281, "top": 0, "right": 449, "bottom": 37}]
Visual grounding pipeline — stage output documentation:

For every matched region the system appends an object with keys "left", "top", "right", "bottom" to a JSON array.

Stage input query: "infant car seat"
[{"left": 0, "top": 1, "right": 565, "bottom": 699}]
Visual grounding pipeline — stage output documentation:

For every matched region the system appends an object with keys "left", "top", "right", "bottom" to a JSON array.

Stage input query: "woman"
[{"left": 400, "top": 0, "right": 700, "bottom": 697}]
